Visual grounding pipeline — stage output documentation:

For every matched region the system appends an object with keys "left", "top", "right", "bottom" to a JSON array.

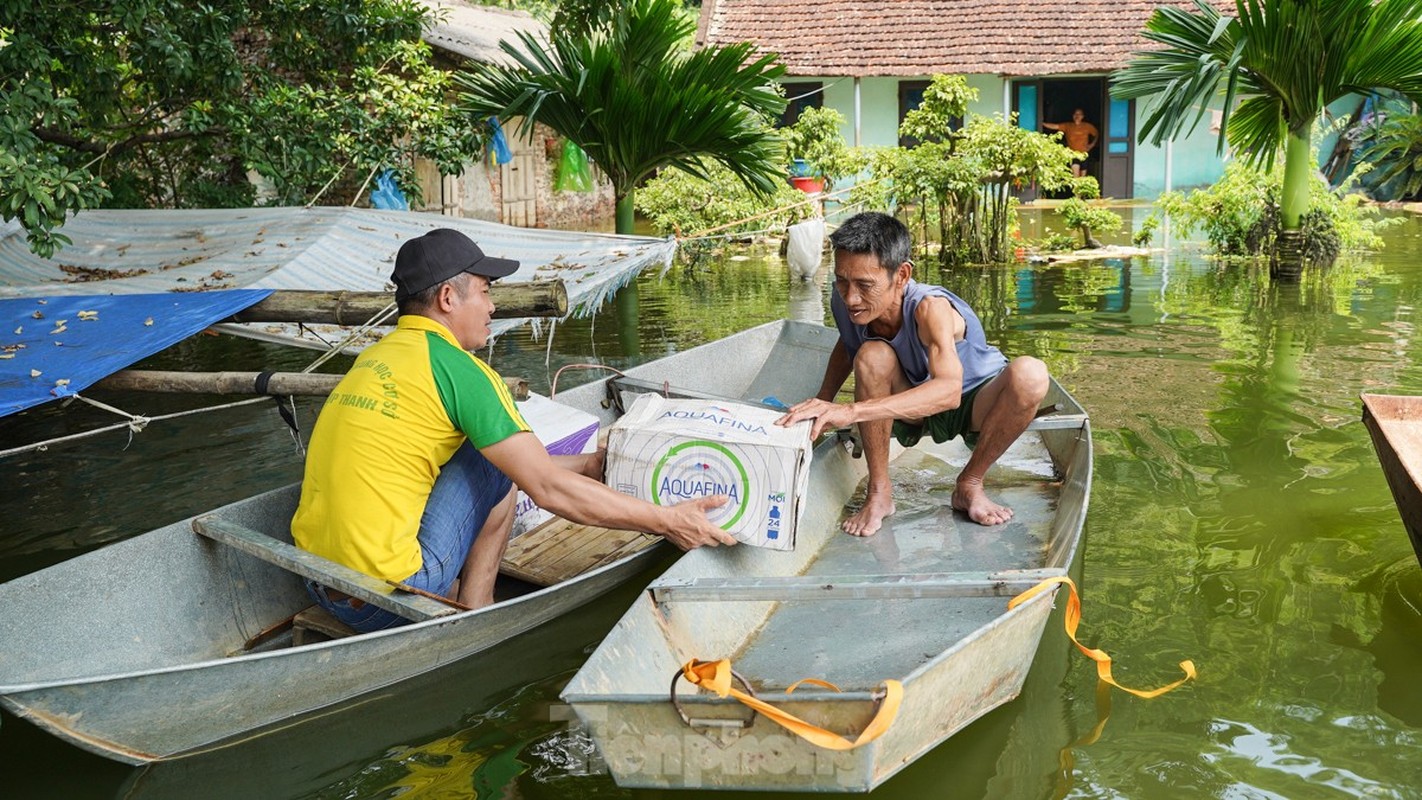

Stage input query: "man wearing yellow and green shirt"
[{"left": 292, "top": 228, "right": 735, "bottom": 632}]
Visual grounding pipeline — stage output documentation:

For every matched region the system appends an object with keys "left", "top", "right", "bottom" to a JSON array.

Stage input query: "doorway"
[{"left": 1013, "top": 77, "right": 1134, "bottom": 199}]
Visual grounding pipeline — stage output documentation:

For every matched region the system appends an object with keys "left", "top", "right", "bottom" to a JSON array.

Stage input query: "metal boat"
[
  {"left": 0, "top": 319, "right": 830, "bottom": 764},
  {"left": 1362, "top": 393, "right": 1422, "bottom": 567},
  {"left": 561, "top": 325, "right": 1093, "bottom": 792}
]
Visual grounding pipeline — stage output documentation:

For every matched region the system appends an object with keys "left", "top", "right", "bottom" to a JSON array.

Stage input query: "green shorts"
[{"left": 891, "top": 379, "right": 990, "bottom": 449}]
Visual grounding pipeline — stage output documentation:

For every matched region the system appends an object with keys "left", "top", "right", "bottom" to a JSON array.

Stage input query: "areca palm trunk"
[
  {"left": 613, "top": 187, "right": 641, "bottom": 351},
  {"left": 615, "top": 192, "right": 636, "bottom": 236},
  {"left": 1274, "top": 126, "right": 1314, "bottom": 279}
]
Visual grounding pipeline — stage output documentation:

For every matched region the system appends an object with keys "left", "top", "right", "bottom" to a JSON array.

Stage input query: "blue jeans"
[{"left": 307, "top": 443, "right": 513, "bottom": 633}]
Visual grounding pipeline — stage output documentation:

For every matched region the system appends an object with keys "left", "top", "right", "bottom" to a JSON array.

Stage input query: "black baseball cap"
[{"left": 391, "top": 228, "right": 520, "bottom": 302}]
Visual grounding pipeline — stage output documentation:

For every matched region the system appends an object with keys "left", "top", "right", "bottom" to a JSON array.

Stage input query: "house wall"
[
  {"left": 1130, "top": 93, "right": 1362, "bottom": 198},
  {"left": 1132, "top": 93, "right": 1229, "bottom": 197},
  {"left": 801, "top": 73, "right": 1240, "bottom": 200},
  {"left": 413, "top": 119, "right": 614, "bottom": 230},
  {"left": 818, "top": 75, "right": 1003, "bottom": 149}
]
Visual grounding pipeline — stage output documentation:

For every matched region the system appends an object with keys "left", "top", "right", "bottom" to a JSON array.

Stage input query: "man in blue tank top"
[{"left": 776, "top": 212, "right": 1049, "bottom": 534}]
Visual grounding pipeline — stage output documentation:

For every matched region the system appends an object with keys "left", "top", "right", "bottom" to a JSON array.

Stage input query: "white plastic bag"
[{"left": 785, "top": 217, "right": 826, "bottom": 281}]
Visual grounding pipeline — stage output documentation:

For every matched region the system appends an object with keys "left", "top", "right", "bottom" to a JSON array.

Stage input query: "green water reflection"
[{"left": 3, "top": 209, "right": 1422, "bottom": 798}]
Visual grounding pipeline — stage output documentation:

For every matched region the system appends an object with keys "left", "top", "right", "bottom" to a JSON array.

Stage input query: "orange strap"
[
  {"left": 1010, "top": 576, "right": 1196, "bottom": 698},
  {"left": 680, "top": 659, "right": 902, "bottom": 751}
]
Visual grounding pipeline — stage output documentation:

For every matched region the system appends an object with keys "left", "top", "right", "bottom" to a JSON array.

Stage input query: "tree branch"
[{"left": 32, "top": 126, "right": 213, "bottom": 156}]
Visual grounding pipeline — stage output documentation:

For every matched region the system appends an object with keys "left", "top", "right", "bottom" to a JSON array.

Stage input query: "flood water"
[{"left": 4, "top": 207, "right": 1422, "bottom": 798}]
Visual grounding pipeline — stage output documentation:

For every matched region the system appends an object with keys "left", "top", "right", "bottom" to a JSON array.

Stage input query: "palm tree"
[
  {"left": 1112, "top": 0, "right": 1422, "bottom": 277},
  {"left": 455, "top": 0, "right": 786, "bottom": 235}
]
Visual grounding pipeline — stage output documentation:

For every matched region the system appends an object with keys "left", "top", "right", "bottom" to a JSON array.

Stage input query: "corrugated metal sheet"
[
  {"left": 416, "top": 0, "right": 547, "bottom": 67},
  {"left": 0, "top": 207, "right": 676, "bottom": 344}
]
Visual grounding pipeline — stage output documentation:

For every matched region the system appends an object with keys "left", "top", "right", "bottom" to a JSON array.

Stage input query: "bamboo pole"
[
  {"left": 95, "top": 370, "right": 531, "bottom": 400},
  {"left": 226, "top": 281, "right": 567, "bottom": 325}
]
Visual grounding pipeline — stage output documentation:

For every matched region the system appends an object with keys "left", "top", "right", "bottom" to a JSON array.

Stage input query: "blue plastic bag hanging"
[
  {"left": 370, "top": 169, "right": 409, "bottom": 210},
  {"left": 488, "top": 117, "right": 513, "bottom": 165},
  {"left": 555, "top": 140, "right": 594, "bottom": 192}
]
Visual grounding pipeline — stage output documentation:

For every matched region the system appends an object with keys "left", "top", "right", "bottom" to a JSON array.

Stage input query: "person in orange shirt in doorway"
[{"left": 1044, "top": 108, "right": 1099, "bottom": 178}]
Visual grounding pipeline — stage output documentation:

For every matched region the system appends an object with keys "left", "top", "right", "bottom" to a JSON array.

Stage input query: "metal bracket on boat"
[
  {"left": 834, "top": 427, "right": 862, "bottom": 458},
  {"left": 670, "top": 665, "right": 757, "bottom": 744}
]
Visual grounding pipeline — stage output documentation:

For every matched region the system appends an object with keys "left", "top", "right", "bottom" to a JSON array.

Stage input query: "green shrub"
[
  {"left": 1057, "top": 178, "right": 1123, "bottom": 248},
  {"left": 1038, "top": 232, "right": 1079, "bottom": 253},
  {"left": 1132, "top": 214, "right": 1160, "bottom": 247},
  {"left": 784, "top": 106, "right": 860, "bottom": 183},
  {"left": 636, "top": 157, "right": 814, "bottom": 258},
  {"left": 1152, "top": 160, "right": 1389, "bottom": 266}
]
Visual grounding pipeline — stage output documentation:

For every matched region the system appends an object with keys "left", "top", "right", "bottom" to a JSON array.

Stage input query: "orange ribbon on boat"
[
  {"left": 1010, "top": 576, "right": 1196, "bottom": 698},
  {"left": 679, "top": 659, "right": 902, "bottom": 751}
]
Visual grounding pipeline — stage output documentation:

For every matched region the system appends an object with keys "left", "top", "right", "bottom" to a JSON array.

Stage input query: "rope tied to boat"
[
  {"left": 676, "top": 658, "right": 902, "bottom": 751},
  {"left": 1010, "top": 576, "right": 1197, "bottom": 698}
]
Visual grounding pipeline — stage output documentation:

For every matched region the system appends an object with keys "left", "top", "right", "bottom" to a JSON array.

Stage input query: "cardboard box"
[
  {"left": 605, "top": 395, "right": 813, "bottom": 551},
  {"left": 512, "top": 392, "right": 600, "bottom": 537}
]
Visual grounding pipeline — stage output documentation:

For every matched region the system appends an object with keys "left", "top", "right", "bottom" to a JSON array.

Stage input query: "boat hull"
[
  {"left": 564, "top": 366, "right": 1093, "bottom": 792},
  {"left": 566, "top": 536, "right": 1060, "bottom": 791},
  {"left": 1362, "top": 393, "right": 1422, "bottom": 567},
  {"left": 0, "top": 484, "right": 664, "bottom": 763},
  {"left": 0, "top": 319, "right": 838, "bottom": 764}
]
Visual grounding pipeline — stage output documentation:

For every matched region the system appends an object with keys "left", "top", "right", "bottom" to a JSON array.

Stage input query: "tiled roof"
[{"left": 696, "top": 0, "right": 1228, "bottom": 77}]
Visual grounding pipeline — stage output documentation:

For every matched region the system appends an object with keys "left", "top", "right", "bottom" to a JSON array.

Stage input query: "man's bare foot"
[
  {"left": 844, "top": 490, "right": 896, "bottom": 536},
  {"left": 951, "top": 482, "right": 1013, "bottom": 526}
]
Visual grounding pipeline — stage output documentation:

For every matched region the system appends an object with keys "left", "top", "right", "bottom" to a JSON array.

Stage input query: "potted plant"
[{"left": 785, "top": 106, "right": 857, "bottom": 193}]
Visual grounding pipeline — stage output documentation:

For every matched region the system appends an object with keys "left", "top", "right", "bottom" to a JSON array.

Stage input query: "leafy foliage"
[
  {"left": 1037, "top": 232, "right": 1081, "bottom": 253},
  {"left": 1352, "top": 93, "right": 1422, "bottom": 201},
  {"left": 1112, "top": 0, "right": 1422, "bottom": 255},
  {"left": 1059, "top": 178, "right": 1124, "bottom": 249},
  {"left": 1132, "top": 213, "right": 1162, "bottom": 247},
  {"left": 0, "top": 0, "right": 480, "bottom": 257},
  {"left": 1154, "top": 160, "right": 1391, "bottom": 265},
  {"left": 637, "top": 105, "right": 860, "bottom": 250},
  {"left": 783, "top": 106, "right": 859, "bottom": 182},
  {"left": 635, "top": 157, "right": 814, "bottom": 257},
  {"left": 456, "top": 0, "right": 786, "bottom": 233},
  {"left": 853, "top": 75, "right": 1076, "bottom": 266},
  {"left": 1114, "top": 0, "right": 1422, "bottom": 166}
]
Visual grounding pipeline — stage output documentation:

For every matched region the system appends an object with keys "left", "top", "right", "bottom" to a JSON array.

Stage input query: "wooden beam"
[
  {"left": 99, "top": 370, "right": 340, "bottom": 396},
  {"left": 192, "top": 515, "right": 456, "bottom": 622},
  {"left": 95, "top": 370, "right": 531, "bottom": 400},
  {"left": 226, "top": 282, "right": 568, "bottom": 324}
]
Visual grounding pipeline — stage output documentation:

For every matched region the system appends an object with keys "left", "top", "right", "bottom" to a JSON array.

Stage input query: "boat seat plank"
[
  {"left": 501, "top": 517, "right": 658, "bottom": 587},
  {"left": 292, "top": 605, "right": 358, "bottom": 645},
  {"left": 648, "top": 569, "right": 1064, "bottom": 603},
  {"left": 191, "top": 516, "right": 454, "bottom": 622}
]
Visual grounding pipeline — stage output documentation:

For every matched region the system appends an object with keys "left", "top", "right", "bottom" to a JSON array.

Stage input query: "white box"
[
  {"left": 604, "top": 395, "right": 812, "bottom": 551},
  {"left": 512, "top": 392, "right": 600, "bottom": 537}
]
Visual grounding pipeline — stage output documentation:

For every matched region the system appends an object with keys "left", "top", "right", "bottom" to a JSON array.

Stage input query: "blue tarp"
[{"left": 0, "top": 290, "right": 272, "bottom": 416}]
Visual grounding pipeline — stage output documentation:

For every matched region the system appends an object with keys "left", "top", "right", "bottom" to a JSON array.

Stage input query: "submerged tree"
[
  {"left": 455, "top": 0, "right": 786, "bottom": 234},
  {"left": 859, "top": 75, "right": 1075, "bottom": 266},
  {"left": 0, "top": 0, "right": 479, "bottom": 257},
  {"left": 1112, "top": 0, "right": 1422, "bottom": 279},
  {"left": 1058, "top": 177, "right": 1123, "bottom": 250}
]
